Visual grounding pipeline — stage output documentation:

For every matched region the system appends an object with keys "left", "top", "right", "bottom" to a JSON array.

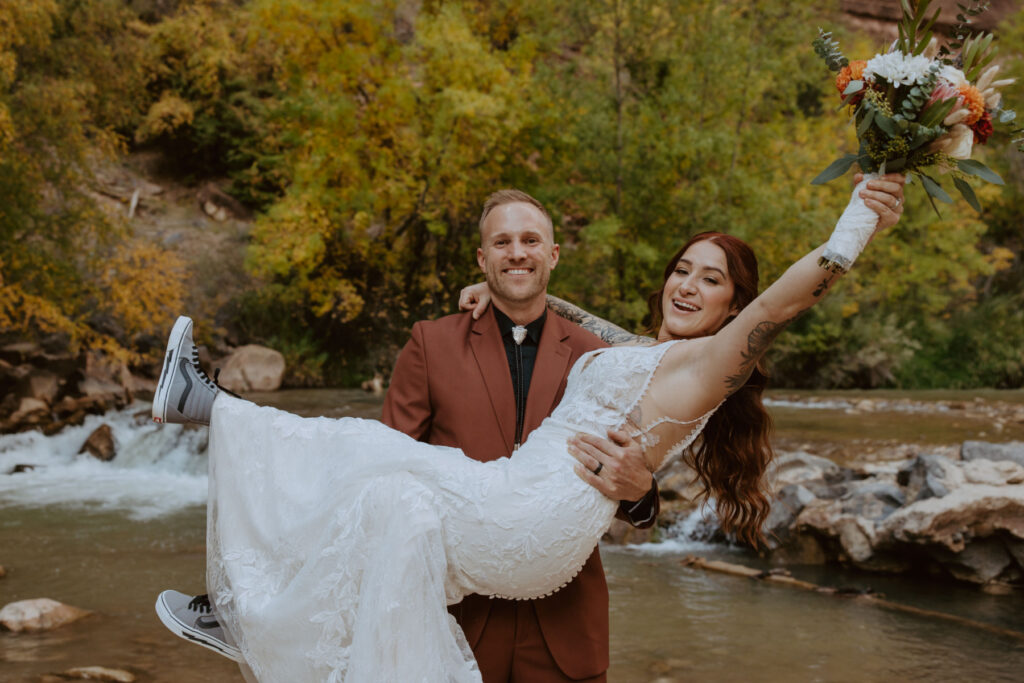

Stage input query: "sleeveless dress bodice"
[{"left": 205, "top": 340, "right": 716, "bottom": 683}]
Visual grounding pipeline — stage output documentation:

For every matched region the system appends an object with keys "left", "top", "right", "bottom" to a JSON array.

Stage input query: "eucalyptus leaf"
[
  {"left": 857, "top": 108, "right": 876, "bottom": 136},
  {"left": 999, "top": 109, "right": 1017, "bottom": 124},
  {"left": 953, "top": 176, "right": 982, "bottom": 212},
  {"left": 920, "top": 173, "right": 953, "bottom": 203},
  {"left": 957, "top": 159, "right": 1005, "bottom": 185},
  {"left": 811, "top": 154, "right": 860, "bottom": 185},
  {"left": 875, "top": 114, "right": 899, "bottom": 137},
  {"left": 843, "top": 80, "right": 864, "bottom": 95}
]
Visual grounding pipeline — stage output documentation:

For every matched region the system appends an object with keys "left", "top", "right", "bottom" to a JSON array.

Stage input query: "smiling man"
[
  {"left": 153, "top": 190, "right": 657, "bottom": 681},
  {"left": 381, "top": 189, "right": 658, "bottom": 682}
]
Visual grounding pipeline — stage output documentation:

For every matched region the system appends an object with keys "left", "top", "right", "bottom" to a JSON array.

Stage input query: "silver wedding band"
[{"left": 592, "top": 462, "right": 603, "bottom": 476}]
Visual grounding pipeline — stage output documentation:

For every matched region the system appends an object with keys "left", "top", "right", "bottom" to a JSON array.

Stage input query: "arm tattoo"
[
  {"left": 812, "top": 272, "right": 837, "bottom": 298},
  {"left": 723, "top": 309, "right": 807, "bottom": 393},
  {"left": 546, "top": 295, "right": 655, "bottom": 346}
]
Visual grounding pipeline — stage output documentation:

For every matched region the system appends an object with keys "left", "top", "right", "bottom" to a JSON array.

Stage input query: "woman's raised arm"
[{"left": 676, "top": 173, "right": 906, "bottom": 407}]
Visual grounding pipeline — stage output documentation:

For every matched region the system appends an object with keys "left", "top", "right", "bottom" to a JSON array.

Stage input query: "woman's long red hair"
[{"left": 646, "top": 232, "right": 773, "bottom": 546}]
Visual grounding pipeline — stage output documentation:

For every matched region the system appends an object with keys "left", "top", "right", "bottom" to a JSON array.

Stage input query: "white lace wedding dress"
[{"left": 206, "top": 339, "right": 717, "bottom": 682}]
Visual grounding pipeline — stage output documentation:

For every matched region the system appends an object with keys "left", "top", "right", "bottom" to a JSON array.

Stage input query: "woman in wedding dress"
[{"left": 152, "top": 175, "right": 905, "bottom": 682}]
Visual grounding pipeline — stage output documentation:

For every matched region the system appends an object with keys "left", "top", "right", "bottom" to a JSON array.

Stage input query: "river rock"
[
  {"left": 962, "top": 441, "right": 1024, "bottom": 469},
  {"left": 758, "top": 445, "right": 1024, "bottom": 586},
  {"left": 897, "top": 454, "right": 964, "bottom": 501},
  {"left": 20, "top": 368, "right": 61, "bottom": 404},
  {"left": 79, "top": 424, "right": 116, "bottom": 462},
  {"left": 215, "top": 345, "right": 286, "bottom": 392},
  {"left": 0, "top": 598, "right": 91, "bottom": 632},
  {"left": 62, "top": 666, "right": 136, "bottom": 682},
  {"left": 767, "top": 451, "right": 841, "bottom": 489},
  {"left": 881, "top": 484, "right": 1024, "bottom": 551},
  {"left": 4, "top": 397, "right": 50, "bottom": 430}
]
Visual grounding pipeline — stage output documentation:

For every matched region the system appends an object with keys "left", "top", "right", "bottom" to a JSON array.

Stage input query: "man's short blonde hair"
[{"left": 478, "top": 189, "right": 554, "bottom": 238}]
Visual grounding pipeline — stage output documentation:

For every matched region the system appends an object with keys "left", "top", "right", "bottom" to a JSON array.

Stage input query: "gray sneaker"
[
  {"left": 155, "top": 590, "right": 242, "bottom": 662},
  {"left": 152, "top": 316, "right": 220, "bottom": 425}
]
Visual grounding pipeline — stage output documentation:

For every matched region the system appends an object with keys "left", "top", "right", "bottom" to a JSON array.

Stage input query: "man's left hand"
[{"left": 568, "top": 429, "right": 652, "bottom": 502}]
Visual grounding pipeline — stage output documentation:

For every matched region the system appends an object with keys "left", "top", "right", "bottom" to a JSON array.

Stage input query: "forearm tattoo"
[
  {"left": 724, "top": 309, "right": 807, "bottom": 393},
  {"left": 812, "top": 272, "right": 837, "bottom": 298},
  {"left": 546, "top": 296, "right": 655, "bottom": 346}
]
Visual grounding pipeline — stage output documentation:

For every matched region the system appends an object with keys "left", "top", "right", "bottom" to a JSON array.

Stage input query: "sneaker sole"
[
  {"left": 154, "top": 593, "right": 242, "bottom": 662},
  {"left": 152, "top": 316, "right": 193, "bottom": 424}
]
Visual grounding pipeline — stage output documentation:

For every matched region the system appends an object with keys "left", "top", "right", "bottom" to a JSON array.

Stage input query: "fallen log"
[{"left": 680, "top": 555, "right": 1024, "bottom": 643}]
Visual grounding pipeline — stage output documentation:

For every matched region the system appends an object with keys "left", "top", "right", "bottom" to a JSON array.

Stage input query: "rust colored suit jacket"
[{"left": 381, "top": 307, "right": 609, "bottom": 680}]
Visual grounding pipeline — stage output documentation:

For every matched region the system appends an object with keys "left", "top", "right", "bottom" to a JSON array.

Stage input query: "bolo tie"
[{"left": 512, "top": 325, "right": 527, "bottom": 450}]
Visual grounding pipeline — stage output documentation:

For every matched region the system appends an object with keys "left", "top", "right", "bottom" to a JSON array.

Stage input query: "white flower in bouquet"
[
  {"left": 863, "top": 51, "right": 933, "bottom": 87},
  {"left": 938, "top": 64, "right": 968, "bottom": 88}
]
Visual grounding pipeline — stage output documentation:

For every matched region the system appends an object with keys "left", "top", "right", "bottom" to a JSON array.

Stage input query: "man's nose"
[{"left": 509, "top": 240, "right": 527, "bottom": 259}]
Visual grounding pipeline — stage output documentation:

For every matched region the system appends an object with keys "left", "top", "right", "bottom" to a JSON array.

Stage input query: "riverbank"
[{"left": 2, "top": 389, "right": 1024, "bottom": 681}]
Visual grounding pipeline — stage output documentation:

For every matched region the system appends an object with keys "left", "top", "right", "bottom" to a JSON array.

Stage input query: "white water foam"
[
  {"left": 0, "top": 403, "right": 209, "bottom": 519},
  {"left": 607, "top": 504, "right": 723, "bottom": 556}
]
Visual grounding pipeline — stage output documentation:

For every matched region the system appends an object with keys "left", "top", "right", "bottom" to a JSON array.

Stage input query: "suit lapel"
[
  {"left": 470, "top": 309, "right": 516, "bottom": 454},
  {"left": 523, "top": 312, "right": 573, "bottom": 435}
]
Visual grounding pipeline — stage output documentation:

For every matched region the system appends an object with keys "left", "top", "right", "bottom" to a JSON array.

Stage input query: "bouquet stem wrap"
[{"left": 819, "top": 173, "right": 880, "bottom": 273}]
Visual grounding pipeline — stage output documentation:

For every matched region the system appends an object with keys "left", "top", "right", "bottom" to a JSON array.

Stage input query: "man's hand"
[
  {"left": 568, "top": 428, "right": 652, "bottom": 502},
  {"left": 854, "top": 172, "right": 906, "bottom": 233},
  {"left": 458, "top": 282, "right": 491, "bottom": 319}
]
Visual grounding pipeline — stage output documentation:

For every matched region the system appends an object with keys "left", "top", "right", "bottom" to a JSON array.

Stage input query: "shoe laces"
[
  {"left": 188, "top": 594, "right": 213, "bottom": 613},
  {"left": 190, "top": 347, "right": 219, "bottom": 391}
]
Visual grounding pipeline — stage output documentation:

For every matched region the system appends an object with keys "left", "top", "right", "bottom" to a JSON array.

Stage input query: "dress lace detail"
[{"left": 206, "top": 341, "right": 716, "bottom": 682}]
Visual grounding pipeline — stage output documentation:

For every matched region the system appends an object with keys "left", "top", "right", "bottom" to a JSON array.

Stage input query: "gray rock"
[
  {"left": 841, "top": 481, "right": 906, "bottom": 520},
  {"left": 929, "top": 536, "right": 1014, "bottom": 584},
  {"left": 896, "top": 454, "right": 964, "bottom": 501},
  {"left": 768, "top": 451, "right": 841, "bottom": 489},
  {"left": 764, "top": 484, "right": 816, "bottom": 543},
  {"left": 962, "top": 441, "right": 1024, "bottom": 468}
]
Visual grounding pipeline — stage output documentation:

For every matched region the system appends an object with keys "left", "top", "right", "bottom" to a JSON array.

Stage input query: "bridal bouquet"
[{"left": 810, "top": 0, "right": 1021, "bottom": 272}]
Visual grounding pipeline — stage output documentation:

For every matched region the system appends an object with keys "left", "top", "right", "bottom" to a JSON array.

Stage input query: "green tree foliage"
[
  {"left": 2, "top": 0, "right": 1021, "bottom": 387},
  {"left": 1, "top": 0, "right": 185, "bottom": 361}
]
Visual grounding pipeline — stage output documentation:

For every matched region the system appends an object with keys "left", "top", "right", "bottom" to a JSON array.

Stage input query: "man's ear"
[
  {"left": 549, "top": 243, "right": 560, "bottom": 270},
  {"left": 477, "top": 247, "right": 486, "bottom": 272}
]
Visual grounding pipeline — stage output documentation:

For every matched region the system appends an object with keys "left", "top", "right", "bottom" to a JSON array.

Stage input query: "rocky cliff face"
[{"left": 840, "top": 0, "right": 1019, "bottom": 38}]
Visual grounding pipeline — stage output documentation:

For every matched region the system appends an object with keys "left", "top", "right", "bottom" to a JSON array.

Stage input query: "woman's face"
[{"left": 657, "top": 240, "right": 739, "bottom": 341}]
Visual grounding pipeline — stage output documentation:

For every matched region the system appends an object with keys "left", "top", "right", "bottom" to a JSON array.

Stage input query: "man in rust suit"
[{"left": 382, "top": 189, "right": 659, "bottom": 682}]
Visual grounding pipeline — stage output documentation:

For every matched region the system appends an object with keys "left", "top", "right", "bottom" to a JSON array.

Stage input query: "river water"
[{"left": 1, "top": 389, "right": 1023, "bottom": 682}]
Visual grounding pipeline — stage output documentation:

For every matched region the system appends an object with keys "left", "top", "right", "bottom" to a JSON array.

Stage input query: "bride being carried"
[{"left": 151, "top": 178, "right": 906, "bottom": 682}]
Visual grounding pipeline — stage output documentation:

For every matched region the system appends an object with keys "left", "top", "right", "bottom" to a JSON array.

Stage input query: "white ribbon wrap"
[{"left": 819, "top": 172, "right": 880, "bottom": 273}]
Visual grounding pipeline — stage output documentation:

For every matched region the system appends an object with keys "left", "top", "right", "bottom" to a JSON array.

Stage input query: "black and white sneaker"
[
  {"left": 155, "top": 590, "right": 242, "bottom": 662},
  {"left": 152, "top": 316, "right": 220, "bottom": 425}
]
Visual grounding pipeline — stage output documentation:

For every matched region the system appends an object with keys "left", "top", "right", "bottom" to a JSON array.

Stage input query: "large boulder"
[
  {"left": 214, "top": 345, "right": 286, "bottom": 393},
  {"left": 0, "top": 598, "right": 91, "bottom": 632}
]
